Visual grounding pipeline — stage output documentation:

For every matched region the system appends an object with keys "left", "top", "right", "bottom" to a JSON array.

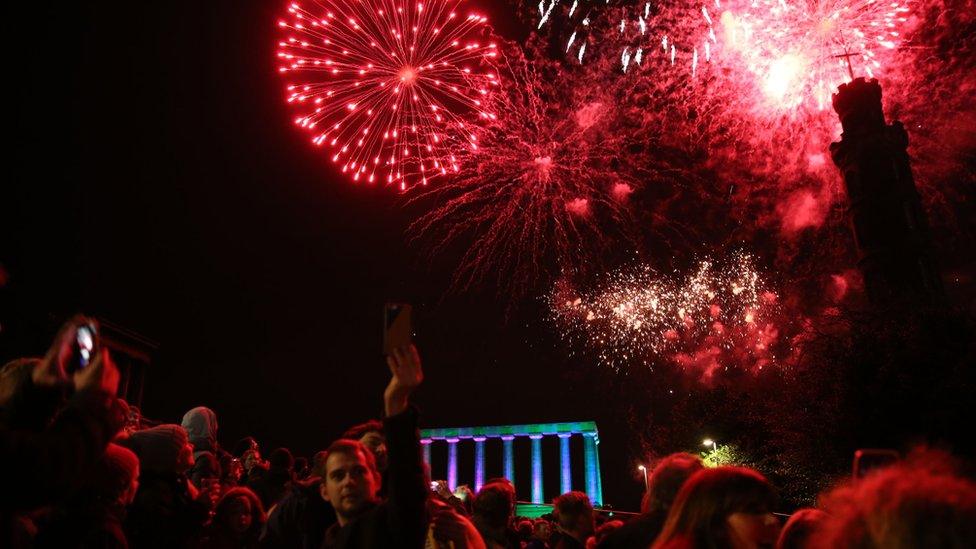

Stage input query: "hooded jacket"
[{"left": 181, "top": 406, "right": 221, "bottom": 487}]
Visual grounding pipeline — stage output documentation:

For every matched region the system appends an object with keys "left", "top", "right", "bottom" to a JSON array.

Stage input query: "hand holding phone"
[
  {"left": 69, "top": 322, "right": 98, "bottom": 375},
  {"left": 73, "top": 346, "right": 120, "bottom": 396},
  {"left": 33, "top": 316, "right": 99, "bottom": 388},
  {"left": 383, "top": 303, "right": 413, "bottom": 355},
  {"left": 383, "top": 344, "right": 422, "bottom": 417}
]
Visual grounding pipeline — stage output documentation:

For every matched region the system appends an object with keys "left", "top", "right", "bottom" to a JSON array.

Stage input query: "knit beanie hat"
[
  {"left": 121, "top": 424, "right": 188, "bottom": 474},
  {"left": 91, "top": 443, "right": 140, "bottom": 497}
]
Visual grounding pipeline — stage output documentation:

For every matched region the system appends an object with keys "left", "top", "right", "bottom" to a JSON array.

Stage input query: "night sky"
[{"left": 3, "top": 2, "right": 650, "bottom": 508}]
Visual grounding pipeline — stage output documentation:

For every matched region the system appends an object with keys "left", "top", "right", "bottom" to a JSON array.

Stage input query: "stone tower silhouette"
[{"left": 830, "top": 78, "right": 943, "bottom": 307}]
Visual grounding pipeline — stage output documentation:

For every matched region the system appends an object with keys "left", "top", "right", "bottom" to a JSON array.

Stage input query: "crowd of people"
[{"left": 3, "top": 317, "right": 976, "bottom": 548}]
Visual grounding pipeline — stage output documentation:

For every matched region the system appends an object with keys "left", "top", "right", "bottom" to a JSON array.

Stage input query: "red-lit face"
[
  {"left": 726, "top": 509, "right": 781, "bottom": 549},
  {"left": 320, "top": 449, "right": 379, "bottom": 524},
  {"left": 243, "top": 449, "right": 261, "bottom": 471},
  {"left": 358, "top": 431, "right": 388, "bottom": 472},
  {"left": 122, "top": 463, "right": 140, "bottom": 505},
  {"left": 534, "top": 521, "right": 550, "bottom": 540},
  {"left": 224, "top": 496, "right": 252, "bottom": 536},
  {"left": 176, "top": 441, "right": 195, "bottom": 474}
]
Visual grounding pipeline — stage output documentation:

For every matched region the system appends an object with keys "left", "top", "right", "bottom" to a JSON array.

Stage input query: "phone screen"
[
  {"left": 71, "top": 323, "right": 98, "bottom": 373},
  {"left": 383, "top": 303, "right": 412, "bottom": 355}
]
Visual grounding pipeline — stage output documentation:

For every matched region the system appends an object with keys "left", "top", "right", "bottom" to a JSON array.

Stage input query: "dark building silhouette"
[
  {"left": 98, "top": 318, "right": 155, "bottom": 408},
  {"left": 830, "top": 78, "right": 944, "bottom": 308}
]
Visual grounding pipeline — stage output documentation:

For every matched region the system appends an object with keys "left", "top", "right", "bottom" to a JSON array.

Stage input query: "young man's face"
[
  {"left": 320, "top": 449, "right": 379, "bottom": 523},
  {"left": 226, "top": 496, "right": 253, "bottom": 535}
]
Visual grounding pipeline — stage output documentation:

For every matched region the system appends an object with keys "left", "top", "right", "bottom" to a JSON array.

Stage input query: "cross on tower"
[{"left": 833, "top": 48, "right": 857, "bottom": 81}]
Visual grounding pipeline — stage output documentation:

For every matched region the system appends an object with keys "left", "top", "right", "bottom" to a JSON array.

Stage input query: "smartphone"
[
  {"left": 383, "top": 303, "right": 412, "bottom": 355},
  {"left": 69, "top": 321, "right": 99, "bottom": 374},
  {"left": 853, "top": 449, "right": 899, "bottom": 480}
]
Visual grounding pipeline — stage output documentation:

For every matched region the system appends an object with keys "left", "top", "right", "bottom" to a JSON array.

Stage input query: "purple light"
[
  {"left": 474, "top": 437, "right": 486, "bottom": 492},
  {"left": 446, "top": 437, "right": 459, "bottom": 490}
]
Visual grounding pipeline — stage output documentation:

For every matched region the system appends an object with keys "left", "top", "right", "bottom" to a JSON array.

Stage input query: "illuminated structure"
[
  {"left": 829, "top": 78, "right": 944, "bottom": 307},
  {"left": 421, "top": 421, "right": 604, "bottom": 505}
]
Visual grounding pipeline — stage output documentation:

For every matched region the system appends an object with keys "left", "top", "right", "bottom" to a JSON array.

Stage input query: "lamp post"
[
  {"left": 637, "top": 465, "right": 648, "bottom": 491},
  {"left": 703, "top": 438, "right": 718, "bottom": 452}
]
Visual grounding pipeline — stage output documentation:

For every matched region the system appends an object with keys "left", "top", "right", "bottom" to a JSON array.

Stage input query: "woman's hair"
[
  {"left": 214, "top": 487, "right": 266, "bottom": 534},
  {"left": 473, "top": 481, "right": 516, "bottom": 530},
  {"left": 816, "top": 449, "right": 976, "bottom": 549},
  {"left": 653, "top": 466, "right": 778, "bottom": 549},
  {"left": 776, "top": 508, "right": 826, "bottom": 549}
]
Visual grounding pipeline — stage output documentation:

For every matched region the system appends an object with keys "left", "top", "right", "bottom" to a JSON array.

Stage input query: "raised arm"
[{"left": 382, "top": 344, "right": 428, "bottom": 546}]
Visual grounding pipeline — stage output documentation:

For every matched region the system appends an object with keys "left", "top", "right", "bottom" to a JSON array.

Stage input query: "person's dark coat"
[
  {"left": 261, "top": 478, "right": 336, "bottom": 549},
  {"left": 181, "top": 407, "right": 222, "bottom": 488},
  {"left": 321, "top": 406, "right": 427, "bottom": 549},
  {"left": 34, "top": 497, "right": 128, "bottom": 549},
  {"left": 199, "top": 517, "right": 263, "bottom": 549},
  {"left": 595, "top": 509, "right": 668, "bottom": 549},
  {"left": 249, "top": 469, "right": 292, "bottom": 511},
  {"left": 1, "top": 385, "right": 124, "bottom": 513},
  {"left": 123, "top": 471, "right": 209, "bottom": 549},
  {"left": 548, "top": 530, "right": 586, "bottom": 549}
]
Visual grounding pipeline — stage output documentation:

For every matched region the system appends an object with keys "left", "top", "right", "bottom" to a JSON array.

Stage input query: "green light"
[{"left": 421, "top": 421, "right": 599, "bottom": 440}]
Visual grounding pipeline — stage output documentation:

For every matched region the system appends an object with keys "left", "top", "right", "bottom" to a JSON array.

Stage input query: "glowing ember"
[
  {"left": 550, "top": 253, "right": 782, "bottom": 378},
  {"left": 276, "top": 0, "right": 500, "bottom": 189}
]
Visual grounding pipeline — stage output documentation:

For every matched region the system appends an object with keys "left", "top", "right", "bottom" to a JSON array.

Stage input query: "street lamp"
[
  {"left": 637, "top": 464, "right": 648, "bottom": 491},
  {"left": 702, "top": 438, "right": 718, "bottom": 452}
]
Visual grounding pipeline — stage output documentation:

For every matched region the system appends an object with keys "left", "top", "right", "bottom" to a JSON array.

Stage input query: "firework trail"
[
  {"left": 407, "top": 42, "right": 647, "bottom": 297},
  {"left": 276, "top": 0, "right": 500, "bottom": 189},
  {"left": 549, "top": 253, "right": 783, "bottom": 380},
  {"left": 531, "top": 0, "right": 616, "bottom": 64}
]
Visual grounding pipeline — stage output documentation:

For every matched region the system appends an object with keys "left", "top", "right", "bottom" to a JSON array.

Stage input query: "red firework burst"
[
  {"left": 276, "top": 0, "right": 500, "bottom": 189},
  {"left": 582, "top": 0, "right": 911, "bottom": 113},
  {"left": 407, "top": 42, "right": 646, "bottom": 296},
  {"left": 580, "top": 1, "right": 912, "bottom": 237},
  {"left": 710, "top": 0, "right": 910, "bottom": 112}
]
